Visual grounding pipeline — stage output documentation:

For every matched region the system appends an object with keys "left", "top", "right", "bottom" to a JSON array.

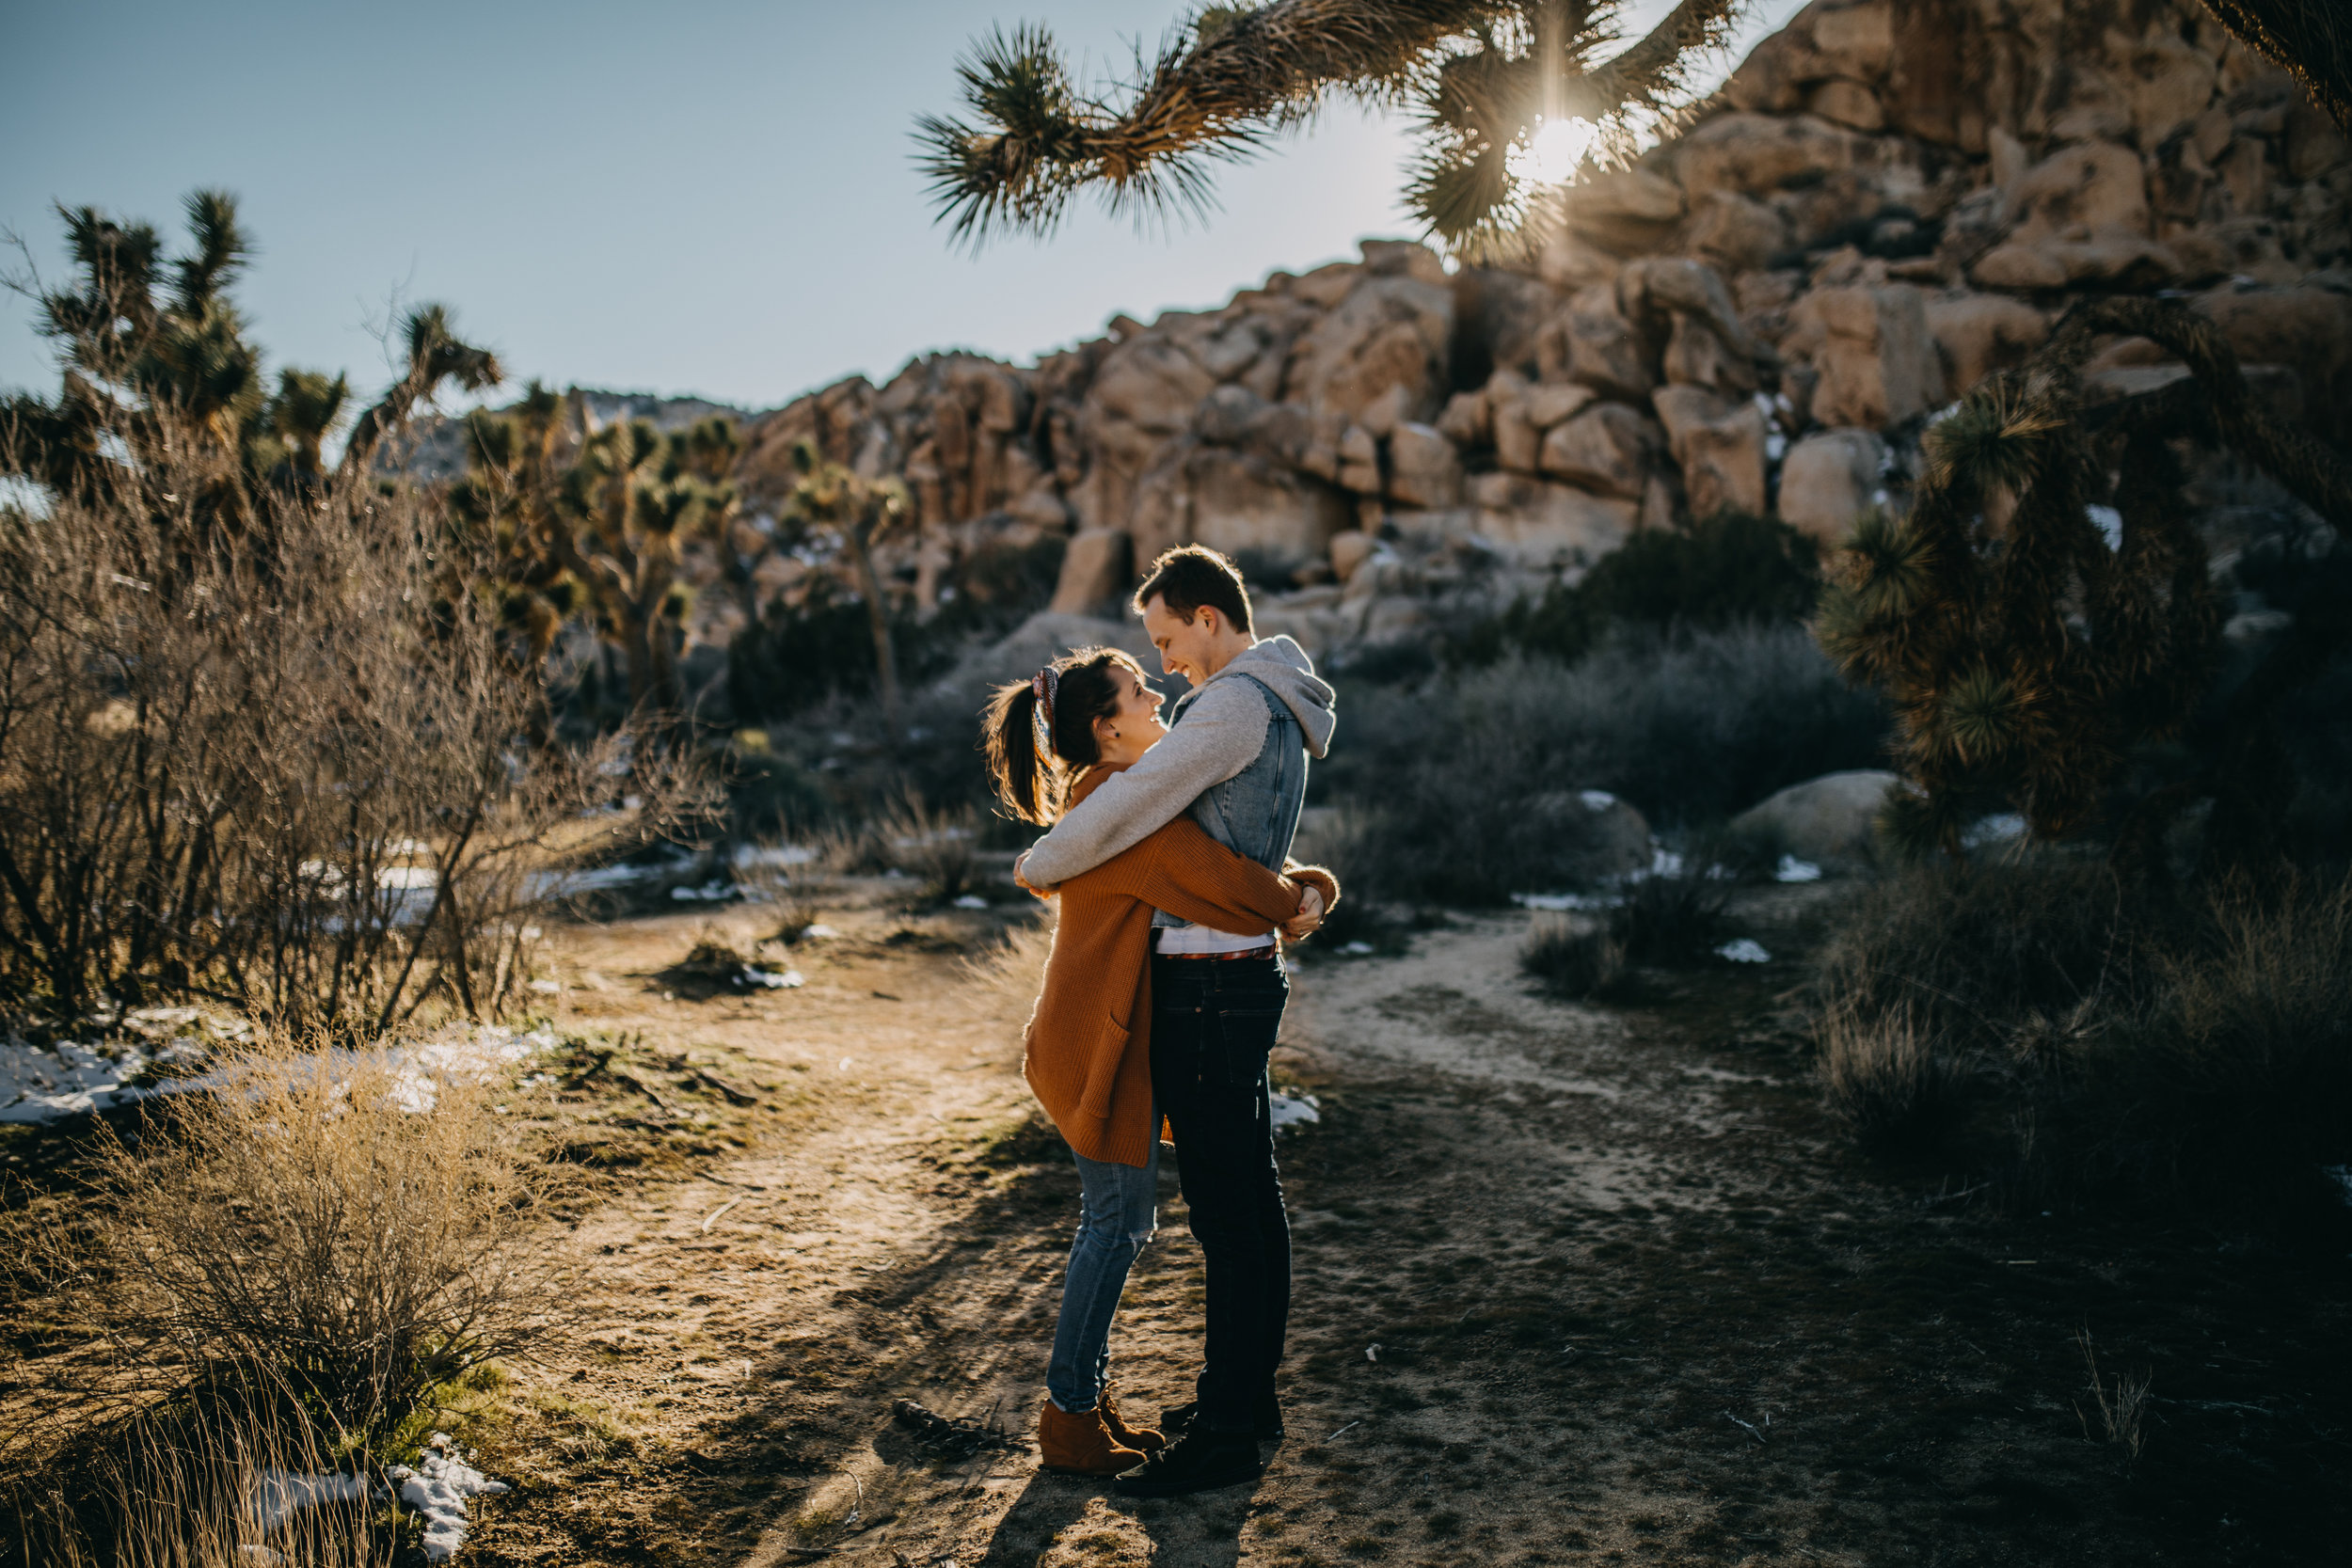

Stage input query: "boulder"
[
  {"left": 1653, "top": 387, "right": 1770, "bottom": 519},
  {"left": 1049, "top": 528, "right": 1135, "bottom": 614},
  {"left": 1787, "top": 282, "right": 1945, "bottom": 428},
  {"left": 1470, "top": 473, "right": 1638, "bottom": 568},
  {"left": 1968, "top": 138, "right": 2171, "bottom": 290},
  {"left": 1435, "top": 388, "right": 1489, "bottom": 447},
  {"left": 1682, "top": 191, "right": 1792, "bottom": 274},
  {"left": 1387, "top": 421, "right": 1463, "bottom": 509},
  {"left": 1729, "top": 769, "right": 1899, "bottom": 872},
  {"left": 1923, "top": 292, "right": 2049, "bottom": 395},
  {"left": 1807, "top": 78, "right": 1884, "bottom": 132},
  {"left": 1336, "top": 424, "right": 1382, "bottom": 495},
  {"left": 1538, "top": 285, "right": 1658, "bottom": 402},
  {"left": 1777, "top": 428, "right": 1883, "bottom": 543},
  {"left": 1725, "top": 0, "right": 1895, "bottom": 113},
  {"left": 1526, "top": 789, "right": 1654, "bottom": 882},
  {"left": 1328, "top": 530, "right": 1377, "bottom": 583},
  {"left": 1539, "top": 404, "right": 1664, "bottom": 499},
  {"left": 1558, "top": 166, "right": 1687, "bottom": 252}
]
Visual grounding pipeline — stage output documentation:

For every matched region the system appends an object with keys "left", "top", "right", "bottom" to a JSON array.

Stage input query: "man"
[{"left": 1016, "top": 544, "right": 1336, "bottom": 1497}]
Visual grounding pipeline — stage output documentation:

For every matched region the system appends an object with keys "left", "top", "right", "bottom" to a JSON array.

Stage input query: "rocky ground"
[{"left": 418, "top": 881, "right": 2345, "bottom": 1568}]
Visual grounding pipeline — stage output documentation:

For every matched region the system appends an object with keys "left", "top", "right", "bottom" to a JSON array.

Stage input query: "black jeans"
[{"left": 1149, "top": 953, "right": 1292, "bottom": 1433}]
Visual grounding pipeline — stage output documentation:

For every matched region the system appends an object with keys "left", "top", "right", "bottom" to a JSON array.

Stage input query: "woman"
[{"left": 981, "top": 646, "right": 1337, "bottom": 1476}]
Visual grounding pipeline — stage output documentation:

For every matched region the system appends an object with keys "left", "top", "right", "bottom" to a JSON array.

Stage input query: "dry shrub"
[
  {"left": 0, "top": 409, "right": 708, "bottom": 1030},
  {"left": 877, "top": 789, "right": 980, "bottom": 903},
  {"left": 1519, "top": 915, "right": 1628, "bottom": 1000},
  {"left": 1608, "top": 870, "right": 1730, "bottom": 964},
  {"left": 1811, "top": 861, "right": 2352, "bottom": 1205},
  {"left": 16, "top": 1381, "right": 388, "bottom": 1568},
  {"left": 1817, "top": 999, "right": 1964, "bottom": 1155},
  {"left": 962, "top": 913, "right": 1055, "bottom": 1028},
  {"left": 14, "top": 1039, "right": 571, "bottom": 1449}
]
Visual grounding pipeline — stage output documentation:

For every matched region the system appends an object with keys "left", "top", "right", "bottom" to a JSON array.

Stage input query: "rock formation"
[{"left": 725, "top": 0, "right": 2350, "bottom": 661}]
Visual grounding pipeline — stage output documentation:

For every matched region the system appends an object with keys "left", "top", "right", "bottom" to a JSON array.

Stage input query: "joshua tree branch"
[{"left": 2201, "top": 0, "right": 2352, "bottom": 134}]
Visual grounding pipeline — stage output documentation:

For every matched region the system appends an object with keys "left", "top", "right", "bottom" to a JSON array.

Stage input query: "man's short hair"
[{"left": 1133, "top": 544, "right": 1253, "bottom": 636}]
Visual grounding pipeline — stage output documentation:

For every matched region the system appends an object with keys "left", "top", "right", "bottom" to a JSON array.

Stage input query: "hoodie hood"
[{"left": 1176, "top": 634, "right": 1338, "bottom": 759}]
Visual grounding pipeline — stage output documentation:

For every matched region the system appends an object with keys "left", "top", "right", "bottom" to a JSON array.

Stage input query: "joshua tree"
[
  {"left": 3, "top": 190, "right": 500, "bottom": 535},
  {"left": 454, "top": 398, "right": 742, "bottom": 739},
  {"left": 918, "top": 0, "right": 1742, "bottom": 258},
  {"left": 779, "top": 439, "right": 913, "bottom": 740},
  {"left": 1814, "top": 296, "right": 2352, "bottom": 874}
]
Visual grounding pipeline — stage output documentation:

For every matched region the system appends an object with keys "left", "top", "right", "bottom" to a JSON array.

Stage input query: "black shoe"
[
  {"left": 1112, "top": 1430, "right": 1265, "bottom": 1497},
  {"left": 1157, "top": 1394, "right": 1284, "bottom": 1442}
]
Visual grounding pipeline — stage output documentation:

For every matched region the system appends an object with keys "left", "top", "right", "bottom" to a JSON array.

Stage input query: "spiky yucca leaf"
[
  {"left": 1939, "top": 665, "right": 2028, "bottom": 765},
  {"left": 1926, "top": 388, "right": 2059, "bottom": 501}
]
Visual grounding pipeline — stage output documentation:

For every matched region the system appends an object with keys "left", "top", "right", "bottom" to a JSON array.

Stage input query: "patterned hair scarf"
[{"left": 1029, "top": 666, "right": 1059, "bottom": 771}]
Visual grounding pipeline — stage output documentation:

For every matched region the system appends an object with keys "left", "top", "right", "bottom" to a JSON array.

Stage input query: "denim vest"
[{"left": 1152, "top": 673, "right": 1309, "bottom": 931}]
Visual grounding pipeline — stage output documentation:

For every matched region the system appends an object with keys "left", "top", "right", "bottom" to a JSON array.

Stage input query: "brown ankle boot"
[
  {"left": 1037, "top": 1399, "right": 1146, "bottom": 1476},
  {"left": 1099, "top": 1387, "right": 1165, "bottom": 1452}
]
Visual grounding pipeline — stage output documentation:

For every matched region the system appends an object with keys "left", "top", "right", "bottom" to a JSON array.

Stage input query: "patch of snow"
[
  {"left": 2087, "top": 504, "right": 2123, "bottom": 550},
  {"left": 741, "top": 967, "right": 805, "bottom": 990},
  {"left": 251, "top": 1469, "right": 370, "bottom": 1535},
  {"left": 0, "top": 1022, "right": 554, "bottom": 1125},
  {"left": 734, "top": 843, "right": 816, "bottom": 868},
  {"left": 2323, "top": 1164, "right": 2352, "bottom": 1206},
  {"left": 527, "top": 979, "right": 562, "bottom": 994},
  {"left": 1512, "top": 891, "right": 1616, "bottom": 911},
  {"left": 1341, "top": 941, "right": 1375, "bottom": 956},
  {"left": 388, "top": 1433, "right": 507, "bottom": 1562},
  {"left": 670, "top": 880, "right": 736, "bottom": 902},
  {"left": 1765, "top": 432, "right": 1788, "bottom": 461},
  {"left": 1579, "top": 789, "right": 1617, "bottom": 812},
  {"left": 1774, "top": 855, "right": 1823, "bottom": 882},
  {"left": 1649, "top": 847, "right": 1685, "bottom": 879},
  {"left": 951, "top": 895, "right": 990, "bottom": 910},
  {"left": 1962, "top": 813, "right": 2028, "bottom": 848},
  {"left": 1268, "top": 1091, "right": 1321, "bottom": 1132},
  {"left": 799, "top": 924, "right": 841, "bottom": 941},
  {"left": 1715, "top": 938, "right": 1772, "bottom": 964}
]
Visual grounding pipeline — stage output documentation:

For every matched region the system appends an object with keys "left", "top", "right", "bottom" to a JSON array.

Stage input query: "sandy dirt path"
[{"left": 465, "top": 895, "right": 2346, "bottom": 1568}]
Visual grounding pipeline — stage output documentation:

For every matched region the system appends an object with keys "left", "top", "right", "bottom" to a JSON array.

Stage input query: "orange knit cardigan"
[{"left": 1021, "top": 765, "right": 1340, "bottom": 1168}]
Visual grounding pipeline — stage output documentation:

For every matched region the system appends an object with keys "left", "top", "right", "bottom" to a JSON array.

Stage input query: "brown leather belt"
[{"left": 1155, "top": 943, "right": 1278, "bottom": 961}]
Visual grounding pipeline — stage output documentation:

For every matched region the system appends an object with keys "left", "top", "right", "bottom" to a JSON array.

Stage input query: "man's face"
[{"left": 1140, "top": 595, "right": 1218, "bottom": 687}]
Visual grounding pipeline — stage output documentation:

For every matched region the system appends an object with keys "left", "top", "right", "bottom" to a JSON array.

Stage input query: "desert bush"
[
  {"left": 1816, "top": 999, "right": 1964, "bottom": 1155},
  {"left": 1316, "top": 626, "right": 1887, "bottom": 903},
  {"left": 13, "top": 1040, "right": 570, "bottom": 1448},
  {"left": 1486, "top": 510, "right": 1824, "bottom": 667},
  {"left": 1519, "top": 915, "right": 1627, "bottom": 1000},
  {"left": 876, "top": 789, "right": 981, "bottom": 903},
  {"left": 0, "top": 415, "right": 707, "bottom": 1031},
  {"left": 1608, "top": 869, "right": 1730, "bottom": 964},
  {"left": 1810, "top": 861, "right": 2352, "bottom": 1205}
]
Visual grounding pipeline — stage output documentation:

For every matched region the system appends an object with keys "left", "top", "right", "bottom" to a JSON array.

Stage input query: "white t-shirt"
[{"left": 1155, "top": 920, "right": 1274, "bottom": 955}]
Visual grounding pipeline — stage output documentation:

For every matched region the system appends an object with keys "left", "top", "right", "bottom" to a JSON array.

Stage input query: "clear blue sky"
[{"left": 1, "top": 1, "right": 1797, "bottom": 413}]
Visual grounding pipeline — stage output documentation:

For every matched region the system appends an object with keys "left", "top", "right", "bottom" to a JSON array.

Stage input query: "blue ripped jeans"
[{"left": 1045, "top": 1135, "right": 1160, "bottom": 1413}]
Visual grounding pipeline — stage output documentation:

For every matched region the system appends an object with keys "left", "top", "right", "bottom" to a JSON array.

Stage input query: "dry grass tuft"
[
  {"left": 1817, "top": 999, "right": 1964, "bottom": 1155},
  {"left": 1519, "top": 915, "right": 1629, "bottom": 1000},
  {"left": 11, "top": 1039, "right": 573, "bottom": 1449},
  {"left": 18, "top": 1382, "right": 389, "bottom": 1568},
  {"left": 2074, "top": 1330, "right": 2153, "bottom": 1469}
]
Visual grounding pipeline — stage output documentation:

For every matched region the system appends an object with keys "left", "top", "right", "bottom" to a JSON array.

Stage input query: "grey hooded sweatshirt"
[{"left": 1021, "top": 635, "right": 1337, "bottom": 890}]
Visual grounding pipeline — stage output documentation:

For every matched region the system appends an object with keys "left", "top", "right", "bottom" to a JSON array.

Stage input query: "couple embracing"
[{"left": 977, "top": 545, "right": 1340, "bottom": 1498}]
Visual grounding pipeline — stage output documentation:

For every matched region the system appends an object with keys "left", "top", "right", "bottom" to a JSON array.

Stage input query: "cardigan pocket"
[{"left": 1079, "top": 1014, "right": 1130, "bottom": 1120}]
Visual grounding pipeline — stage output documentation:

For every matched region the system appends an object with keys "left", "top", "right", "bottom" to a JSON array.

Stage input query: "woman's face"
[{"left": 1092, "top": 664, "right": 1167, "bottom": 766}]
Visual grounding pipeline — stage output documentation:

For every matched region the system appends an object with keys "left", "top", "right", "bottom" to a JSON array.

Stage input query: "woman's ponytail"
[{"left": 982, "top": 678, "right": 1057, "bottom": 825}]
